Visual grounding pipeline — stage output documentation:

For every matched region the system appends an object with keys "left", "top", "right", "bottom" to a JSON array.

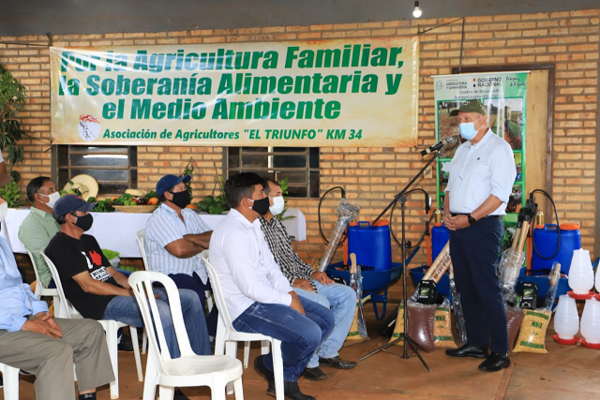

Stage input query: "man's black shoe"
[
  {"left": 319, "top": 356, "right": 357, "bottom": 369},
  {"left": 302, "top": 366, "right": 328, "bottom": 381},
  {"left": 478, "top": 352, "right": 511, "bottom": 372},
  {"left": 280, "top": 381, "right": 316, "bottom": 400},
  {"left": 445, "top": 344, "right": 489, "bottom": 359},
  {"left": 254, "top": 355, "right": 275, "bottom": 391},
  {"left": 117, "top": 332, "right": 134, "bottom": 352}
]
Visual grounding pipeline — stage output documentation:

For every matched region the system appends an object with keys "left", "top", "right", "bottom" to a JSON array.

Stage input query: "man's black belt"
[{"left": 451, "top": 213, "right": 501, "bottom": 219}]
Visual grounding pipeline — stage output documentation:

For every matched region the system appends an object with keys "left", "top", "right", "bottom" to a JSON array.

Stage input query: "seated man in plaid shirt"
[{"left": 259, "top": 179, "right": 357, "bottom": 381}]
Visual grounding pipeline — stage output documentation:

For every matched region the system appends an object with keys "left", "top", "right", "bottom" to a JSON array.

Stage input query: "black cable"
[
  {"left": 389, "top": 188, "right": 430, "bottom": 249},
  {"left": 529, "top": 189, "right": 561, "bottom": 260},
  {"left": 318, "top": 186, "right": 346, "bottom": 245}
]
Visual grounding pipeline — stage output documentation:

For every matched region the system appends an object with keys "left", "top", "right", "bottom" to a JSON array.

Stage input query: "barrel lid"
[
  {"left": 560, "top": 223, "right": 580, "bottom": 231},
  {"left": 349, "top": 220, "right": 390, "bottom": 227},
  {"left": 433, "top": 222, "right": 443, "bottom": 227}
]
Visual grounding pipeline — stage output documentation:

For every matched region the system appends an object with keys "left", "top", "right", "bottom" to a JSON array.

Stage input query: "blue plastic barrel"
[
  {"left": 530, "top": 223, "right": 581, "bottom": 274},
  {"left": 431, "top": 223, "right": 450, "bottom": 261},
  {"left": 347, "top": 221, "right": 392, "bottom": 271}
]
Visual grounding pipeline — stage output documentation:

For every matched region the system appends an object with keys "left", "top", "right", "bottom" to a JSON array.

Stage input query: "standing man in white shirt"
[
  {"left": 209, "top": 173, "right": 334, "bottom": 400},
  {"left": 442, "top": 99, "right": 516, "bottom": 372}
]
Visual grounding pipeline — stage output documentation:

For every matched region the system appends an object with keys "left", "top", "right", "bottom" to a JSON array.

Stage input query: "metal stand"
[{"left": 360, "top": 150, "right": 443, "bottom": 372}]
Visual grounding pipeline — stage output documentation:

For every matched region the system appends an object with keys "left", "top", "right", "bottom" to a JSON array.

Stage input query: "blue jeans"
[
  {"left": 102, "top": 288, "right": 211, "bottom": 358},
  {"left": 294, "top": 282, "right": 356, "bottom": 368},
  {"left": 233, "top": 297, "right": 334, "bottom": 382}
]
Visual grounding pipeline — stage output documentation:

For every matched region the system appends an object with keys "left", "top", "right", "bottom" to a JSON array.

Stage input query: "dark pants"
[
  {"left": 233, "top": 297, "right": 335, "bottom": 382},
  {"left": 449, "top": 216, "right": 508, "bottom": 353},
  {"left": 169, "top": 272, "right": 218, "bottom": 337}
]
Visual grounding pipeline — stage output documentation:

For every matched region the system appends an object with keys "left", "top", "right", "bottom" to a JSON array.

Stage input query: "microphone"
[{"left": 420, "top": 135, "right": 458, "bottom": 156}]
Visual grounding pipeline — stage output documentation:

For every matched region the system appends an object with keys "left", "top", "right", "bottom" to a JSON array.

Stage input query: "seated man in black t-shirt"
[{"left": 45, "top": 195, "right": 211, "bottom": 359}]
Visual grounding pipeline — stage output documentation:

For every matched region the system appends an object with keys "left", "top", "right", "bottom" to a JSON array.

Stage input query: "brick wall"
[{"left": 1, "top": 9, "right": 599, "bottom": 271}]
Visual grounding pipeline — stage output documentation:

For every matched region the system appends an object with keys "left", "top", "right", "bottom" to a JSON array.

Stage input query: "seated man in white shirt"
[
  {"left": 209, "top": 173, "right": 334, "bottom": 400},
  {"left": 145, "top": 174, "right": 217, "bottom": 335}
]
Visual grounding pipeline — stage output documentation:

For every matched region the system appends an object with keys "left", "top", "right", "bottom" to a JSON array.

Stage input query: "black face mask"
[
  {"left": 250, "top": 197, "right": 270, "bottom": 216},
  {"left": 74, "top": 214, "right": 93, "bottom": 232},
  {"left": 169, "top": 190, "right": 191, "bottom": 209}
]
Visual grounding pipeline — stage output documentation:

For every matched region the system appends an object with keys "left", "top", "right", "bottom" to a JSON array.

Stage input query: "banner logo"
[{"left": 78, "top": 114, "right": 101, "bottom": 141}]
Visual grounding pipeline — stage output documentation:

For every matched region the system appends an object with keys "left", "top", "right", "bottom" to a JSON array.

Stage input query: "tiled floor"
[{"left": 3, "top": 301, "right": 600, "bottom": 400}]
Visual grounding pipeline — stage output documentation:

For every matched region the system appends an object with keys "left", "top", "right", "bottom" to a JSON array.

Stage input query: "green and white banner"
[
  {"left": 50, "top": 38, "right": 419, "bottom": 147},
  {"left": 433, "top": 71, "right": 528, "bottom": 217}
]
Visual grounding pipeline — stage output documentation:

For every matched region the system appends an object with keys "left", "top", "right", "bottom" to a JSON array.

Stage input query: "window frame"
[
  {"left": 54, "top": 145, "right": 138, "bottom": 197},
  {"left": 225, "top": 146, "right": 320, "bottom": 198}
]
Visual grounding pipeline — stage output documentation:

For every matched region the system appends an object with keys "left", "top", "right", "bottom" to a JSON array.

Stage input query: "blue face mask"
[{"left": 459, "top": 115, "right": 483, "bottom": 140}]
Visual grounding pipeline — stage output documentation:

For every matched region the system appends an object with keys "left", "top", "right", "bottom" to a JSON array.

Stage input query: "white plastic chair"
[
  {"left": 40, "top": 249, "right": 143, "bottom": 399},
  {"left": 26, "top": 250, "right": 64, "bottom": 318},
  {"left": 202, "top": 250, "right": 285, "bottom": 400},
  {"left": 0, "top": 362, "right": 19, "bottom": 400},
  {"left": 128, "top": 271, "right": 244, "bottom": 400}
]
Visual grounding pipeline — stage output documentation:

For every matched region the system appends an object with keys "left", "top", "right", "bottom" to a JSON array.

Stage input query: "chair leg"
[
  {"left": 129, "top": 325, "right": 144, "bottom": 382},
  {"left": 103, "top": 322, "right": 120, "bottom": 399},
  {"left": 158, "top": 385, "right": 175, "bottom": 400},
  {"left": 142, "top": 352, "right": 159, "bottom": 400},
  {"left": 232, "top": 376, "right": 245, "bottom": 400},
  {"left": 211, "top": 383, "right": 227, "bottom": 400},
  {"left": 271, "top": 340, "right": 285, "bottom": 400},
  {"left": 2, "top": 364, "right": 20, "bottom": 400},
  {"left": 261, "top": 340, "right": 270, "bottom": 355},
  {"left": 243, "top": 341, "right": 251, "bottom": 368},
  {"left": 225, "top": 341, "right": 238, "bottom": 395}
]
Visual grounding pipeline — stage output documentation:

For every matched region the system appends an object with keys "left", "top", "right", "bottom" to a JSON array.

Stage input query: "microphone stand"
[{"left": 360, "top": 148, "right": 444, "bottom": 371}]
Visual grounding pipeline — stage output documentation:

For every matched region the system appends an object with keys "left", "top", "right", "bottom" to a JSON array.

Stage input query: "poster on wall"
[
  {"left": 432, "top": 71, "right": 528, "bottom": 234},
  {"left": 50, "top": 37, "right": 419, "bottom": 147}
]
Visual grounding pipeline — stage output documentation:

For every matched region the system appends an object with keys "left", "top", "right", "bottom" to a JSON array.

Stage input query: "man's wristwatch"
[{"left": 467, "top": 214, "right": 477, "bottom": 226}]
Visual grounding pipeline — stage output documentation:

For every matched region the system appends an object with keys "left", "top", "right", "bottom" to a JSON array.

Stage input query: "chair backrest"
[
  {"left": 40, "top": 248, "right": 81, "bottom": 319},
  {"left": 201, "top": 250, "right": 236, "bottom": 333},
  {"left": 128, "top": 271, "right": 194, "bottom": 367},
  {"left": 135, "top": 229, "right": 151, "bottom": 270},
  {"left": 26, "top": 249, "right": 52, "bottom": 297}
]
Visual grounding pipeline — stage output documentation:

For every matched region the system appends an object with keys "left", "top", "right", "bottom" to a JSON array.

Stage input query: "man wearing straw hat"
[{"left": 442, "top": 99, "right": 516, "bottom": 372}]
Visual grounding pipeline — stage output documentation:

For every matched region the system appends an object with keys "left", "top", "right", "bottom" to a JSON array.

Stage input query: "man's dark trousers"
[{"left": 449, "top": 216, "right": 509, "bottom": 353}]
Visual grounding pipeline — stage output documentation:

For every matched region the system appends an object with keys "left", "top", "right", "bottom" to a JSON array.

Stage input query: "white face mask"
[
  {"left": 0, "top": 202, "right": 7, "bottom": 223},
  {"left": 269, "top": 196, "right": 285, "bottom": 215},
  {"left": 40, "top": 192, "right": 61, "bottom": 208}
]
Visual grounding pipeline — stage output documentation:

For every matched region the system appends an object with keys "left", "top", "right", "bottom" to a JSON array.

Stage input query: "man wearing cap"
[
  {"left": 19, "top": 177, "right": 61, "bottom": 289},
  {"left": 0, "top": 194, "right": 114, "bottom": 400},
  {"left": 443, "top": 99, "right": 516, "bottom": 372},
  {"left": 45, "top": 195, "right": 211, "bottom": 361},
  {"left": 145, "top": 174, "right": 217, "bottom": 335}
]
